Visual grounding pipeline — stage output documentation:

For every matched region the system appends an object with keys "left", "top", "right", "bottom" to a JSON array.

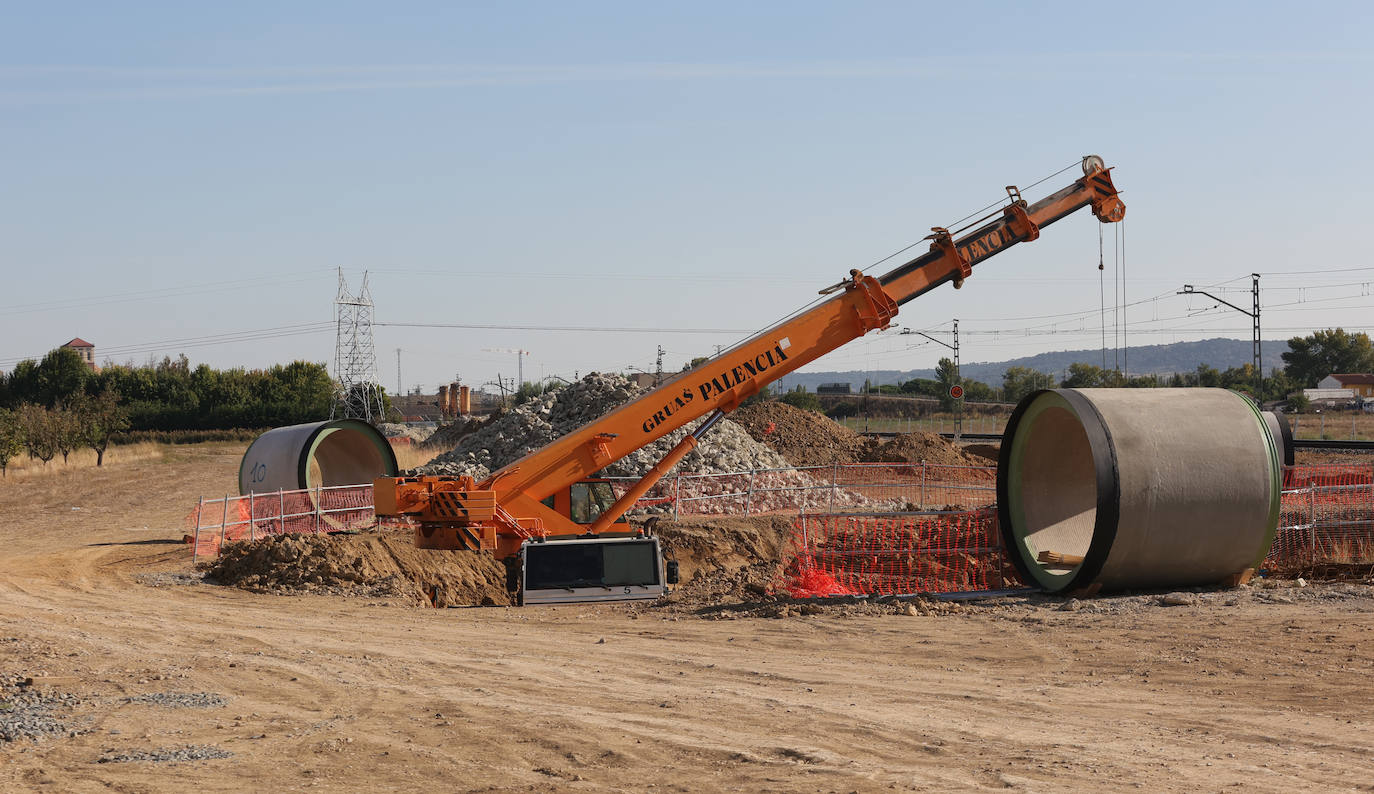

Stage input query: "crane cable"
[{"left": 1099, "top": 222, "right": 1107, "bottom": 368}]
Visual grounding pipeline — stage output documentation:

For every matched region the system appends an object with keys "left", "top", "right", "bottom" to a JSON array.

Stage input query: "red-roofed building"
[
  {"left": 1318, "top": 373, "right": 1374, "bottom": 397},
  {"left": 61, "top": 337, "right": 96, "bottom": 370}
]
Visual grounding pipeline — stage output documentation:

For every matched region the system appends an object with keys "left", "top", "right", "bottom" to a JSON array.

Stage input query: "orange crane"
[{"left": 376, "top": 156, "right": 1125, "bottom": 600}]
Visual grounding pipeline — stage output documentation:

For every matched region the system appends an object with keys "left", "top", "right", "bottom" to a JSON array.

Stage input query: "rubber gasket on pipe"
[
  {"left": 238, "top": 420, "right": 398, "bottom": 495},
  {"left": 997, "top": 388, "right": 1281, "bottom": 594}
]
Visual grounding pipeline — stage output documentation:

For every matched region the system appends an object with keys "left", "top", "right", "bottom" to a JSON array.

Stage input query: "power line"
[
  {"left": 0, "top": 322, "right": 334, "bottom": 368},
  {"left": 376, "top": 321, "right": 755, "bottom": 334}
]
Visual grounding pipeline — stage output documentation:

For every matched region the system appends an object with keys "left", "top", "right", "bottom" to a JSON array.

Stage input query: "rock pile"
[
  {"left": 0, "top": 674, "right": 83, "bottom": 743},
  {"left": 376, "top": 423, "right": 429, "bottom": 444},
  {"left": 419, "top": 416, "right": 486, "bottom": 450},
  {"left": 418, "top": 373, "right": 794, "bottom": 481}
]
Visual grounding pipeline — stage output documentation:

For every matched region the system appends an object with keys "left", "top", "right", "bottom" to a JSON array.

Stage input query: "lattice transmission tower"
[{"left": 332, "top": 268, "right": 387, "bottom": 423}]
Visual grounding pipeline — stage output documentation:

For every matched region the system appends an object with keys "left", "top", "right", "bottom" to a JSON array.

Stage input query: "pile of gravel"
[
  {"left": 376, "top": 423, "right": 429, "bottom": 444},
  {"left": 97, "top": 745, "right": 233, "bottom": 764},
  {"left": 0, "top": 675, "right": 83, "bottom": 743},
  {"left": 120, "top": 692, "right": 227, "bottom": 709},
  {"left": 419, "top": 373, "right": 793, "bottom": 481}
]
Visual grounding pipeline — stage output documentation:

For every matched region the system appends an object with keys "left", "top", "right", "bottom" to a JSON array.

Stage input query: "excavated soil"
[
  {"left": 870, "top": 431, "right": 989, "bottom": 467},
  {"left": 205, "top": 531, "right": 512, "bottom": 607},
  {"left": 961, "top": 442, "right": 1001, "bottom": 463},
  {"left": 732, "top": 402, "right": 992, "bottom": 470},
  {"left": 650, "top": 516, "right": 796, "bottom": 604},
  {"left": 731, "top": 402, "right": 874, "bottom": 466},
  {"left": 204, "top": 516, "right": 798, "bottom": 609}
]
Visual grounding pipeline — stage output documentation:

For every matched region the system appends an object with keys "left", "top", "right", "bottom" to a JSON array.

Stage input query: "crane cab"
[{"left": 541, "top": 478, "right": 630, "bottom": 529}]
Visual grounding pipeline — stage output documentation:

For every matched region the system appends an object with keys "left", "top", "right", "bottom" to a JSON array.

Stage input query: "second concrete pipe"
[{"left": 997, "top": 388, "right": 1282, "bottom": 594}]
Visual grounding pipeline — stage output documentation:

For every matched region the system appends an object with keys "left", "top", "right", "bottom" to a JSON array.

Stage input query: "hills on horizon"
[{"left": 784, "top": 337, "right": 1288, "bottom": 392}]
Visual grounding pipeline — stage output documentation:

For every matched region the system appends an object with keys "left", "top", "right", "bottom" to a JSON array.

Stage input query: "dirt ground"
[{"left": 3, "top": 444, "right": 1374, "bottom": 792}]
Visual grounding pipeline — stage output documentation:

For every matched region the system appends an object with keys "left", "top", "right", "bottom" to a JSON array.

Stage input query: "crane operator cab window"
[{"left": 569, "top": 481, "right": 616, "bottom": 524}]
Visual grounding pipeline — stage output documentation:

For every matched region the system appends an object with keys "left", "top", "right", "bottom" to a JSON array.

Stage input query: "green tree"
[
  {"left": 52, "top": 403, "right": 81, "bottom": 464},
  {"left": 1002, "top": 366, "right": 1054, "bottom": 403},
  {"left": 1282, "top": 328, "right": 1374, "bottom": 387},
  {"left": 0, "top": 408, "right": 23, "bottom": 477},
  {"left": 1060, "top": 362, "right": 1104, "bottom": 387},
  {"left": 75, "top": 389, "right": 129, "bottom": 466},
  {"left": 1286, "top": 393, "right": 1311, "bottom": 413},
  {"left": 934, "top": 358, "right": 959, "bottom": 410},
  {"left": 1192, "top": 363, "right": 1222, "bottom": 388},
  {"left": 780, "top": 385, "right": 822, "bottom": 413},
  {"left": 34, "top": 347, "right": 90, "bottom": 407},
  {"left": 18, "top": 403, "right": 57, "bottom": 466},
  {"left": 960, "top": 380, "right": 996, "bottom": 402},
  {"left": 898, "top": 377, "right": 943, "bottom": 399}
]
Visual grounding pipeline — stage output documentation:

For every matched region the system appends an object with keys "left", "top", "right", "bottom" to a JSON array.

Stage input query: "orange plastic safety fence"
[
  {"left": 185, "top": 485, "right": 380, "bottom": 558},
  {"left": 778, "top": 509, "right": 1018, "bottom": 596},
  {"left": 1268, "top": 465, "right": 1374, "bottom": 573}
]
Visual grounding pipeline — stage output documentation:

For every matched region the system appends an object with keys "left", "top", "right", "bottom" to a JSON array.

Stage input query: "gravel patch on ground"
[
  {"left": 96, "top": 745, "right": 233, "bottom": 764},
  {"left": 119, "top": 692, "right": 228, "bottom": 709},
  {"left": 135, "top": 571, "right": 206, "bottom": 588},
  {"left": 0, "top": 674, "right": 85, "bottom": 743},
  {"left": 649, "top": 578, "right": 1374, "bottom": 620}
]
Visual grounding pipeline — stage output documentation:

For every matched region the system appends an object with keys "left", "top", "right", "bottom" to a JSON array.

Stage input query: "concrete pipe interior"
[
  {"left": 1003, "top": 392, "right": 1098, "bottom": 590},
  {"left": 239, "top": 420, "right": 398, "bottom": 495},
  {"left": 998, "top": 388, "right": 1281, "bottom": 594}
]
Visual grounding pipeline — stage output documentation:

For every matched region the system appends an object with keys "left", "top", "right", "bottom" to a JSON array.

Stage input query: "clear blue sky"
[{"left": 3, "top": 1, "right": 1372, "bottom": 392}]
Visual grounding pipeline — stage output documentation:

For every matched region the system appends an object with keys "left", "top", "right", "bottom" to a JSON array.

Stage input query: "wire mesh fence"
[
  {"left": 1268, "top": 464, "right": 1374, "bottom": 574},
  {"left": 186, "top": 484, "right": 380, "bottom": 559},
  {"left": 606, "top": 462, "right": 998, "bottom": 518}
]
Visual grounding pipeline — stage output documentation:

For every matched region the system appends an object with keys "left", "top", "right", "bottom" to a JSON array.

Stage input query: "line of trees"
[
  {"left": 0, "top": 390, "right": 129, "bottom": 476},
  {"left": 0, "top": 348, "right": 335, "bottom": 432}
]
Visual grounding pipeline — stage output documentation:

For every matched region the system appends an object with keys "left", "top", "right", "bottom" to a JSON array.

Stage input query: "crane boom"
[{"left": 377, "top": 156, "right": 1124, "bottom": 560}]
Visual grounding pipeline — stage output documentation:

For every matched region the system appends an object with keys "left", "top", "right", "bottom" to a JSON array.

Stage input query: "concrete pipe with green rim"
[
  {"left": 238, "top": 420, "right": 398, "bottom": 495},
  {"left": 997, "top": 388, "right": 1281, "bottom": 594}
]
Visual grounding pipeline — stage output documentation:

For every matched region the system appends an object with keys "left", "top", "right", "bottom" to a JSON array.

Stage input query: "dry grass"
[
  {"left": 1290, "top": 411, "right": 1374, "bottom": 441},
  {"left": 391, "top": 442, "right": 441, "bottom": 471},
  {"left": 0, "top": 442, "right": 167, "bottom": 484}
]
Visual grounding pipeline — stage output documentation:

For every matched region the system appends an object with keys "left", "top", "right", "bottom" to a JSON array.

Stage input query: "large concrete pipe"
[
  {"left": 1262, "top": 410, "right": 1295, "bottom": 467},
  {"left": 997, "top": 388, "right": 1281, "bottom": 594},
  {"left": 239, "top": 420, "right": 398, "bottom": 495}
]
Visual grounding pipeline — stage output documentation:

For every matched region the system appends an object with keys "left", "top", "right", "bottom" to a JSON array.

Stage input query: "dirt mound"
[
  {"left": 961, "top": 443, "right": 1001, "bottom": 463},
  {"left": 205, "top": 531, "right": 512, "bottom": 607},
  {"left": 870, "top": 432, "right": 987, "bottom": 467},
  {"left": 731, "top": 401, "right": 873, "bottom": 466},
  {"left": 648, "top": 516, "right": 796, "bottom": 604}
]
